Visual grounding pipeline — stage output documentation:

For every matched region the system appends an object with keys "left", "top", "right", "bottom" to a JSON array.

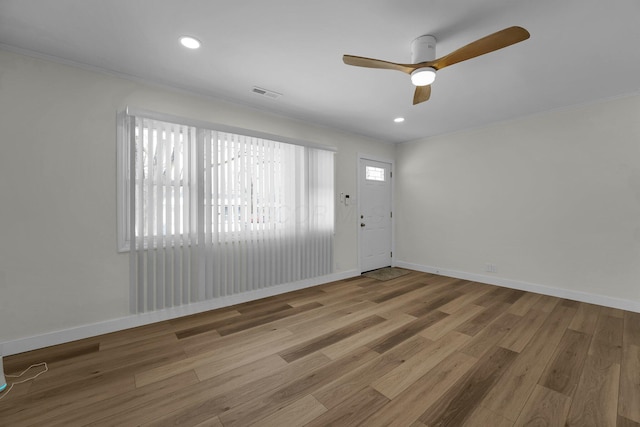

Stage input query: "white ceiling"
[{"left": 1, "top": 0, "right": 639, "bottom": 143}]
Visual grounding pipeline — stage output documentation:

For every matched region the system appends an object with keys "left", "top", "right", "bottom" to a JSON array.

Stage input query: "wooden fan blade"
[
  {"left": 429, "top": 26, "right": 530, "bottom": 70},
  {"left": 413, "top": 85, "right": 431, "bottom": 105},
  {"left": 343, "top": 55, "right": 416, "bottom": 74}
]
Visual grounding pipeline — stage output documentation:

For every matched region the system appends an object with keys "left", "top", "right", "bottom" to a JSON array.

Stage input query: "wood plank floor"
[{"left": 1, "top": 270, "right": 639, "bottom": 426}]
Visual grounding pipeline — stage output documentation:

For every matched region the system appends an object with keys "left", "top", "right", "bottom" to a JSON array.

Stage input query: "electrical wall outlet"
[{"left": 485, "top": 264, "right": 498, "bottom": 273}]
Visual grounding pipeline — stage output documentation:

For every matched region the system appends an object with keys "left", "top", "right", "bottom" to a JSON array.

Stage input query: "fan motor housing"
[{"left": 411, "top": 35, "right": 436, "bottom": 63}]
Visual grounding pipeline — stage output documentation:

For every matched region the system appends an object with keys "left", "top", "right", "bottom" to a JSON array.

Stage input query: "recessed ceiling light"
[
  {"left": 394, "top": 117, "right": 405, "bottom": 123},
  {"left": 179, "top": 36, "right": 201, "bottom": 49}
]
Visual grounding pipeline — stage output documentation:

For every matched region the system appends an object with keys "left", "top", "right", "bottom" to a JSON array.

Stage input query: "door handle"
[{"left": 361, "top": 223, "right": 366, "bottom": 227}]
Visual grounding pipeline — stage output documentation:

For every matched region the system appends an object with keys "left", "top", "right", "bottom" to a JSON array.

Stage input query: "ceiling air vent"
[{"left": 251, "top": 86, "right": 282, "bottom": 100}]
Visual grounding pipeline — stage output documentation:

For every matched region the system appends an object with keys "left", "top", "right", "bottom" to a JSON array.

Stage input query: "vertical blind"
[{"left": 125, "top": 114, "right": 334, "bottom": 313}]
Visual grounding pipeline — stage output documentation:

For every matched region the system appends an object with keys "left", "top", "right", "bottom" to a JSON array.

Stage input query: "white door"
[{"left": 359, "top": 158, "right": 392, "bottom": 272}]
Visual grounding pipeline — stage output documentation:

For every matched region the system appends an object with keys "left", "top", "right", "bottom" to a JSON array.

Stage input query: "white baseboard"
[
  {"left": 1, "top": 269, "right": 360, "bottom": 357},
  {"left": 395, "top": 260, "right": 640, "bottom": 314}
]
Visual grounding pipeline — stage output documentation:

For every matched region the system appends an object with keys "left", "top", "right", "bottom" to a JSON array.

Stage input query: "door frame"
[{"left": 357, "top": 153, "right": 395, "bottom": 273}]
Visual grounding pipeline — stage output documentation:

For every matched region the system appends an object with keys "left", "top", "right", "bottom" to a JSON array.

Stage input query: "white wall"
[
  {"left": 0, "top": 49, "right": 394, "bottom": 349},
  {"left": 396, "top": 94, "right": 640, "bottom": 310}
]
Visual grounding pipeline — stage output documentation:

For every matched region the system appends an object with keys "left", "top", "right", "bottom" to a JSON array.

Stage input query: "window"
[
  {"left": 119, "top": 115, "right": 335, "bottom": 247},
  {"left": 365, "top": 165, "right": 385, "bottom": 181},
  {"left": 117, "top": 110, "right": 336, "bottom": 313},
  {"left": 131, "top": 121, "right": 192, "bottom": 239}
]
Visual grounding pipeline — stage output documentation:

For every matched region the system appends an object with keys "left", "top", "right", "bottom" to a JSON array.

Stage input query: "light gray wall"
[
  {"left": 4, "top": 45, "right": 639, "bottom": 349},
  {"left": 396, "top": 94, "right": 640, "bottom": 307},
  {"left": 0, "top": 49, "right": 394, "bottom": 344}
]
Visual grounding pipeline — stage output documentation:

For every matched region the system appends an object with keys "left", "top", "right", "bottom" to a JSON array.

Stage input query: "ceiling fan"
[{"left": 343, "top": 26, "right": 530, "bottom": 105}]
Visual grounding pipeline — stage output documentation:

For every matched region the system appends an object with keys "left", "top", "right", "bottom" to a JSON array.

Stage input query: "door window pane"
[{"left": 365, "top": 166, "right": 385, "bottom": 181}]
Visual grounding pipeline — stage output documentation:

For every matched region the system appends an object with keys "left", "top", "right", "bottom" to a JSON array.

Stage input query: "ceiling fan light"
[{"left": 411, "top": 67, "right": 436, "bottom": 86}]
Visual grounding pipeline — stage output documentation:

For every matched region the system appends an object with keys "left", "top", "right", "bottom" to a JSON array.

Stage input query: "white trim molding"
[
  {"left": 1, "top": 269, "right": 359, "bottom": 356},
  {"left": 395, "top": 260, "right": 640, "bottom": 314}
]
